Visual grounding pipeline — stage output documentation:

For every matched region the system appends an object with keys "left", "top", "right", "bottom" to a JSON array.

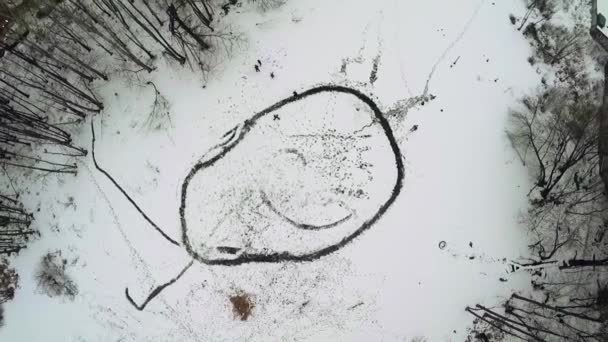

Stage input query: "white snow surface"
[{"left": 0, "top": 0, "right": 542, "bottom": 341}]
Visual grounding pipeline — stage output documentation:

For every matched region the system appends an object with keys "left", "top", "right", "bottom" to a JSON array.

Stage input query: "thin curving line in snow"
[
  {"left": 259, "top": 190, "right": 353, "bottom": 231},
  {"left": 277, "top": 148, "right": 307, "bottom": 166},
  {"left": 424, "top": 0, "right": 487, "bottom": 92},
  {"left": 125, "top": 260, "right": 194, "bottom": 311},
  {"left": 90, "top": 121, "right": 180, "bottom": 246}
]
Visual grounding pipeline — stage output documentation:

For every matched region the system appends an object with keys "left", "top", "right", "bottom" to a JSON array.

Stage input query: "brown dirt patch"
[{"left": 229, "top": 292, "right": 254, "bottom": 321}]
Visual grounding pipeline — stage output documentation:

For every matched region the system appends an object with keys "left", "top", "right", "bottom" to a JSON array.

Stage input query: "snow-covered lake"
[{"left": 1, "top": 0, "right": 540, "bottom": 340}]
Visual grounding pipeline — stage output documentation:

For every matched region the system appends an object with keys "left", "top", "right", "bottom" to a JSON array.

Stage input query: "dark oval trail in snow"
[{"left": 180, "top": 85, "right": 404, "bottom": 265}]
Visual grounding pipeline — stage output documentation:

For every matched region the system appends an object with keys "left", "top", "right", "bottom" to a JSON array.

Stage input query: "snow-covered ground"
[{"left": 1, "top": 0, "right": 542, "bottom": 340}]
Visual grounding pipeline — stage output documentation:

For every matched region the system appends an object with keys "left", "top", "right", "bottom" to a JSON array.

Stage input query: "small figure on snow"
[
  {"left": 257, "top": 59, "right": 262, "bottom": 66},
  {"left": 270, "top": 72, "right": 275, "bottom": 79},
  {"left": 409, "top": 124, "right": 418, "bottom": 132},
  {"left": 254, "top": 64, "right": 260, "bottom": 72}
]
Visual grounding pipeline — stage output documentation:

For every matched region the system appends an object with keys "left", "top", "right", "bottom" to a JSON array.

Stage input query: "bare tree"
[
  {"left": 467, "top": 290, "right": 608, "bottom": 341},
  {"left": 517, "top": 0, "right": 555, "bottom": 31},
  {"left": 507, "top": 85, "right": 603, "bottom": 219},
  {"left": 472, "top": 3, "right": 608, "bottom": 341},
  {"left": 487, "top": 81, "right": 608, "bottom": 341},
  {"left": 141, "top": 81, "right": 172, "bottom": 131},
  {"left": 506, "top": 83, "right": 608, "bottom": 265},
  {"left": 524, "top": 22, "right": 585, "bottom": 66},
  {"left": 0, "top": 194, "right": 37, "bottom": 256}
]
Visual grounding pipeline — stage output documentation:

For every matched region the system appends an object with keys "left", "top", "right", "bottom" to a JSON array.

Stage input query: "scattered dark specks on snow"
[
  {"left": 280, "top": 148, "right": 307, "bottom": 165},
  {"left": 449, "top": 56, "right": 460, "bottom": 68},
  {"left": 299, "top": 300, "right": 310, "bottom": 312},
  {"left": 369, "top": 54, "right": 380, "bottom": 85}
]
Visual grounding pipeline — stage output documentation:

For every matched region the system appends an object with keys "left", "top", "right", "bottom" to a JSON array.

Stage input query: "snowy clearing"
[{"left": 0, "top": 0, "right": 542, "bottom": 340}]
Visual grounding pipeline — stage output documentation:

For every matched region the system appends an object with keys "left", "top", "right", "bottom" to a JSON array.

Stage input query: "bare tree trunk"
[
  {"left": 598, "top": 62, "right": 608, "bottom": 196},
  {"left": 0, "top": 194, "right": 37, "bottom": 256}
]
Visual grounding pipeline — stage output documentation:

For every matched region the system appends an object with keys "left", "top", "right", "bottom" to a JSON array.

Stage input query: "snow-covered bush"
[
  {"left": 515, "top": 0, "right": 603, "bottom": 92},
  {"left": 35, "top": 251, "right": 78, "bottom": 300},
  {"left": 0, "top": 259, "right": 18, "bottom": 304},
  {"left": 524, "top": 23, "right": 584, "bottom": 66}
]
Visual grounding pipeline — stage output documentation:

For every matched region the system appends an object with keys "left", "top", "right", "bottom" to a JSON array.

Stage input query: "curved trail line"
[
  {"left": 92, "top": 84, "right": 404, "bottom": 310},
  {"left": 259, "top": 191, "right": 354, "bottom": 231},
  {"left": 91, "top": 122, "right": 180, "bottom": 246},
  {"left": 79, "top": 162, "right": 152, "bottom": 273},
  {"left": 180, "top": 85, "right": 405, "bottom": 265},
  {"left": 425, "top": 0, "right": 486, "bottom": 89},
  {"left": 125, "top": 261, "right": 194, "bottom": 311},
  {"left": 391, "top": 0, "right": 485, "bottom": 112},
  {"left": 82, "top": 163, "right": 203, "bottom": 337}
]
